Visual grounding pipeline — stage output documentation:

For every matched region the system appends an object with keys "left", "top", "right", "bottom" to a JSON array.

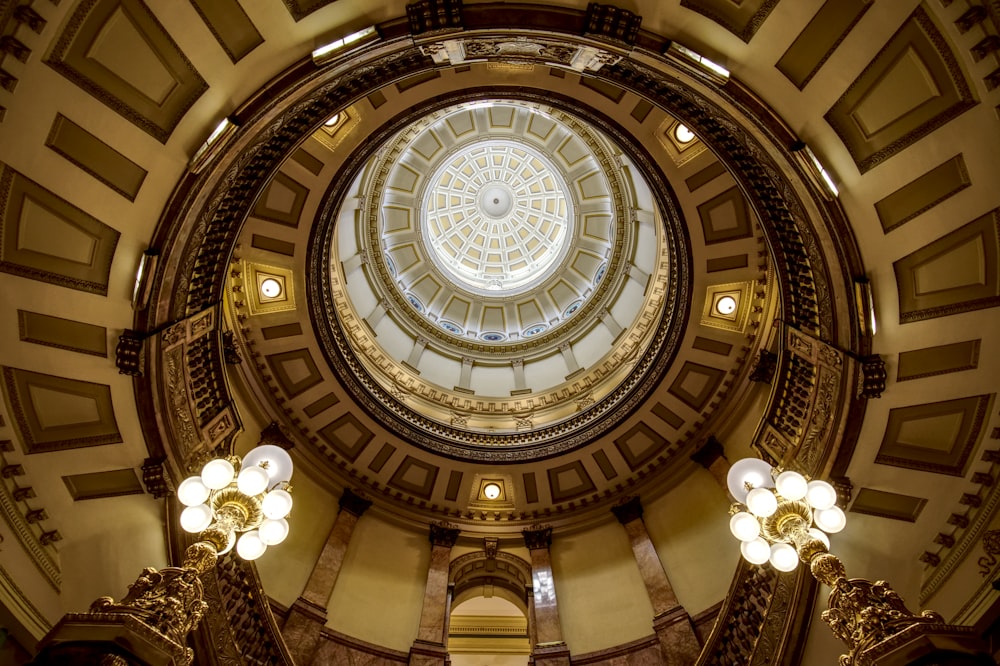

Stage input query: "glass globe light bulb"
[
  {"left": 259, "top": 518, "right": 289, "bottom": 545},
  {"left": 177, "top": 476, "right": 211, "bottom": 507},
  {"left": 808, "top": 527, "right": 831, "bottom": 549},
  {"left": 237, "top": 465, "right": 269, "bottom": 496},
  {"left": 774, "top": 470, "right": 808, "bottom": 501},
  {"left": 729, "top": 512, "right": 761, "bottom": 542},
  {"left": 726, "top": 458, "right": 774, "bottom": 503},
  {"left": 746, "top": 487, "right": 778, "bottom": 518},
  {"left": 236, "top": 530, "right": 268, "bottom": 560},
  {"left": 201, "top": 459, "right": 235, "bottom": 490},
  {"left": 769, "top": 543, "right": 799, "bottom": 572},
  {"left": 180, "top": 504, "right": 213, "bottom": 534},
  {"left": 814, "top": 506, "right": 847, "bottom": 534},
  {"left": 740, "top": 537, "right": 770, "bottom": 565},
  {"left": 241, "top": 445, "right": 294, "bottom": 484},
  {"left": 262, "top": 489, "right": 293, "bottom": 519},
  {"left": 806, "top": 480, "right": 837, "bottom": 510}
]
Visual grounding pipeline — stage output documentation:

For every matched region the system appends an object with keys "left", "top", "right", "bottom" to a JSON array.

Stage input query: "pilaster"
[
  {"left": 612, "top": 496, "right": 701, "bottom": 664},
  {"left": 522, "top": 526, "right": 570, "bottom": 666},
  {"left": 282, "top": 488, "right": 371, "bottom": 665},
  {"left": 409, "top": 523, "right": 461, "bottom": 666}
]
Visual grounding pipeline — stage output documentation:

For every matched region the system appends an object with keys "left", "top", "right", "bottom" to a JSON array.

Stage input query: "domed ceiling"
[
  {"left": 323, "top": 98, "right": 681, "bottom": 453},
  {"left": 141, "top": 14, "right": 862, "bottom": 533}
]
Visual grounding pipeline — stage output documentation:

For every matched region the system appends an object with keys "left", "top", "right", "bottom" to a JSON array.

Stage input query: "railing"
[{"left": 189, "top": 554, "right": 293, "bottom": 666}]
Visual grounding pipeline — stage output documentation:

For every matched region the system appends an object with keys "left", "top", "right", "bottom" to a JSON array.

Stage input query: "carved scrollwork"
[
  {"left": 89, "top": 565, "right": 207, "bottom": 659},
  {"left": 821, "top": 574, "right": 944, "bottom": 666}
]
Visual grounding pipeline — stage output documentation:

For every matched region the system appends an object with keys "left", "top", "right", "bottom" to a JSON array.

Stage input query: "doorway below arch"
[{"left": 448, "top": 596, "right": 530, "bottom": 666}]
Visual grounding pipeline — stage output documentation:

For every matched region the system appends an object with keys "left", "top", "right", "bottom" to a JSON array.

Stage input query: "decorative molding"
[
  {"left": 0, "top": 469, "right": 60, "bottom": 590},
  {"left": 428, "top": 522, "right": 460, "bottom": 547},
  {"left": 45, "top": 0, "right": 208, "bottom": 143},
  {"left": 0, "top": 565, "right": 52, "bottom": 640}
]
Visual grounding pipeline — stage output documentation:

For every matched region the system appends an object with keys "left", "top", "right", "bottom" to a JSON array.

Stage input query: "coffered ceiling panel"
[
  {"left": 317, "top": 413, "right": 374, "bottom": 464},
  {"left": 17, "top": 310, "right": 108, "bottom": 357},
  {"left": 877, "top": 394, "right": 993, "bottom": 476},
  {"left": 0, "top": 166, "right": 119, "bottom": 295},
  {"left": 614, "top": 423, "right": 670, "bottom": 472},
  {"left": 547, "top": 460, "right": 596, "bottom": 503},
  {"left": 776, "top": 0, "right": 873, "bottom": 89},
  {"left": 825, "top": 5, "right": 977, "bottom": 174},
  {"left": 44, "top": 114, "right": 147, "bottom": 201},
  {"left": 874, "top": 154, "right": 970, "bottom": 233},
  {"left": 265, "top": 349, "right": 323, "bottom": 398},
  {"left": 45, "top": 0, "right": 208, "bottom": 143},
  {"left": 252, "top": 173, "right": 310, "bottom": 227},
  {"left": 388, "top": 455, "right": 439, "bottom": 500},
  {"left": 896, "top": 339, "right": 981, "bottom": 382},
  {"left": 850, "top": 487, "right": 927, "bottom": 522},
  {"left": 680, "top": 0, "right": 779, "bottom": 42},
  {"left": 188, "top": 0, "right": 263, "bottom": 63},
  {"left": 2, "top": 367, "right": 121, "bottom": 453},
  {"left": 62, "top": 468, "right": 143, "bottom": 501},
  {"left": 696, "top": 186, "right": 752, "bottom": 245},
  {"left": 894, "top": 210, "right": 1000, "bottom": 323}
]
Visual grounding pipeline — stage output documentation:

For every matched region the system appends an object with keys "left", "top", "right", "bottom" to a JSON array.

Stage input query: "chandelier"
[
  {"left": 726, "top": 457, "right": 845, "bottom": 571},
  {"left": 176, "top": 445, "right": 294, "bottom": 560}
]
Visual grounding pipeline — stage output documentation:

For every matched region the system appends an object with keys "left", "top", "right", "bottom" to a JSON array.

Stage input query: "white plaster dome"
[{"left": 422, "top": 139, "right": 573, "bottom": 296}]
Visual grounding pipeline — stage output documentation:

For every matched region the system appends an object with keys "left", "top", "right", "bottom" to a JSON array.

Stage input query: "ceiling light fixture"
[
  {"left": 715, "top": 295, "right": 737, "bottom": 315},
  {"left": 725, "top": 458, "right": 950, "bottom": 664},
  {"left": 260, "top": 278, "right": 283, "bottom": 299},
  {"left": 312, "top": 26, "right": 377, "bottom": 64},
  {"left": 674, "top": 124, "right": 695, "bottom": 143},
  {"left": 483, "top": 482, "right": 502, "bottom": 500}
]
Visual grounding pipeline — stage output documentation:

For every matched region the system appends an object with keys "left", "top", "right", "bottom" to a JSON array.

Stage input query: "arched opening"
[{"left": 449, "top": 596, "right": 530, "bottom": 666}]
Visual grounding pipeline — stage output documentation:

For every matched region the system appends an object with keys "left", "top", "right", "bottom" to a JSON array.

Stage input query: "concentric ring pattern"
[{"left": 423, "top": 139, "right": 573, "bottom": 295}]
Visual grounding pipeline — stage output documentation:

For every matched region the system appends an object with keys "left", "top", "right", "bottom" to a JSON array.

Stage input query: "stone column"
[
  {"left": 409, "top": 523, "right": 460, "bottom": 666},
  {"left": 611, "top": 497, "right": 701, "bottom": 664},
  {"left": 282, "top": 488, "right": 372, "bottom": 665},
  {"left": 522, "top": 526, "right": 570, "bottom": 666}
]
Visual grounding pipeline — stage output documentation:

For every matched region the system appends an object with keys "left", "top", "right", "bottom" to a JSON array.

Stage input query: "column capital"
[
  {"left": 522, "top": 525, "right": 553, "bottom": 550},
  {"left": 690, "top": 435, "right": 725, "bottom": 469},
  {"left": 429, "top": 522, "right": 460, "bottom": 547},
  {"left": 258, "top": 421, "right": 294, "bottom": 449},
  {"left": 611, "top": 496, "right": 643, "bottom": 524},
  {"left": 339, "top": 488, "right": 373, "bottom": 517}
]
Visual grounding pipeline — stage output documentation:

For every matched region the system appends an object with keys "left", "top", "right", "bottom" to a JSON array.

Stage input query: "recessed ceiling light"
[
  {"left": 674, "top": 124, "right": 695, "bottom": 144},
  {"left": 260, "top": 278, "right": 283, "bottom": 299},
  {"left": 325, "top": 113, "right": 340, "bottom": 127},
  {"left": 483, "top": 482, "right": 502, "bottom": 500},
  {"left": 715, "top": 295, "right": 737, "bottom": 315}
]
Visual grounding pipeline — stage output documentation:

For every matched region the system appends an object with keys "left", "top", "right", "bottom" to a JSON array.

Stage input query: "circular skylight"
[{"left": 422, "top": 140, "right": 573, "bottom": 295}]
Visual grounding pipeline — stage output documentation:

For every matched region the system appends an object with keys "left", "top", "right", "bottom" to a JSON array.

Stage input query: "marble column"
[
  {"left": 611, "top": 497, "right": 701, "bottom": 664},
  {"left": 523, "top": 526, "right": 570, "bottom": 666},
  {"left": 409, "top": 523, "right": 460, "bottom": 666},
  {"left": 281, "top": 488, "right": 372, "bottom": 665}
]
